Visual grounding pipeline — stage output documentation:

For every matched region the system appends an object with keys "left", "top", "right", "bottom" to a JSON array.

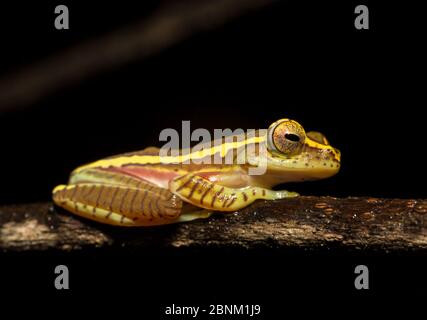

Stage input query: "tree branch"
[{"left": 1, "top": 196, "right": 426, "bottom": 252}]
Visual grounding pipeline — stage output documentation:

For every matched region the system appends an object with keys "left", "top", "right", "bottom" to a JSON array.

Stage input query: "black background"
[{"left": 0, "top": 1, "right": 425, "bottom": 317}]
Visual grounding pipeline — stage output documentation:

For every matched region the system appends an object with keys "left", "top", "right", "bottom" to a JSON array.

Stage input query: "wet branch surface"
[{"left": 1, "top": 196, "right": 427, "bottom": 252}]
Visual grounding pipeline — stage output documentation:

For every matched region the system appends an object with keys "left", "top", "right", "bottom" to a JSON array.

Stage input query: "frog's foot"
[
  {"left": 177, "top": 209, "right": 214, "bottom": 223},
  {"left": 264, "top": 190, "right": 299, "bottom": 200},
  {"left": 52, "top": 182, "right": 184, "bottom": 227},
  {"left": 169, "top": 174, "right": 299, "bottom": 212}
]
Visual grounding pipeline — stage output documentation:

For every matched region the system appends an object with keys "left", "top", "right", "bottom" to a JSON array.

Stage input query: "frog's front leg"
[
  {"left": 53, "top": 177, "right": 184, "bottom": 227},
  {"left": 170, "top": 173, "right": 298, "bottom": 212}
]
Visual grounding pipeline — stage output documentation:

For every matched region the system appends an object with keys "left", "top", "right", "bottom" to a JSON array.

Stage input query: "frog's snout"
[
  {"left": 333, "top": 148, "right": 341, "bottom": 162},
  {"left": 321, "top": 146, "right": 340, "bottom": 164},
  {"left": 317, "top": 146, "right": 341, "bottom": 178}
]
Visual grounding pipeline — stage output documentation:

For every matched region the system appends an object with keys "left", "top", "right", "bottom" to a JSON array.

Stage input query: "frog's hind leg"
[{"left": 52, "top": 181, "right": 184, "bottom": 227}]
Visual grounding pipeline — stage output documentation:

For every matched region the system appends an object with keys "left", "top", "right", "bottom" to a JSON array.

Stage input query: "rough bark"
[{"left": 1, "top": 196, "right": 426, "bottom": 252}]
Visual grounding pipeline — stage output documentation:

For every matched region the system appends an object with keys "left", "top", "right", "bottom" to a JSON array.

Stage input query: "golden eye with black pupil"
[
  {"left": 284, "top": 133, "right": 300, "bottom": 142},
  {"left": 267, "top": 119, "right": 306, "bottom": 156}
]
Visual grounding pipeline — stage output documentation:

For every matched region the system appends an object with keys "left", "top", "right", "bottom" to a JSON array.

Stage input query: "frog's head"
[{"left": 262, "top": 118, "right": 341, "bottom": 183}]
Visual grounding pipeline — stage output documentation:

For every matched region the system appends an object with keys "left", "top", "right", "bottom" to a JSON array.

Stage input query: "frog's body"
[{"left": 53, "top": 119, "right": 340, "bottom": 226}]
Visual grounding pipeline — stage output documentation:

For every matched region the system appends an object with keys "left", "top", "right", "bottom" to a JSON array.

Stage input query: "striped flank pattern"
[{"left": 52, "top": 182, "right": 183, "bottom": 226}]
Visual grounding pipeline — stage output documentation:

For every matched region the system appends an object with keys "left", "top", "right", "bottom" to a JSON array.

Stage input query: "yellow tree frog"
[{"left": 53, "top": 119, "right": 341, "bottom": 226}]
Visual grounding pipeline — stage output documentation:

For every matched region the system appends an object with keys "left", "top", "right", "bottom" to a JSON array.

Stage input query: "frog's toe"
[{"left": 275, "top": 190, "right": 299, "bottom": 199}]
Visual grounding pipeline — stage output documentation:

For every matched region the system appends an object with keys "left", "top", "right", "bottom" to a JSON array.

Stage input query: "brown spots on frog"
[
  {"left": 224, "top": 193, "right": 237, "bottom": 208},
  {"left": 226, "top": 197, "right": 236, "bottom": 208},
  {"left": 242, "top": 192, "right": 248, "bottom": 202},
  {"left": 210, "top": 187, "right": 224, "bottom": 207},
  {"left": 176, "top": 175, "right": 195, "bottom": 192},
  {"left": 187, "top": 179, "right": 201, "bottom": 198},
  {"left": 332, "top": 158, "right": 340, "bottom": 164},
  {"left": 200, "top": 184, "right": 214, "bottom": 205}
]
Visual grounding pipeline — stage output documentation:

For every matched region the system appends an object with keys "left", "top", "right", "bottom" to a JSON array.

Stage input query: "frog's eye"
[{"left": 267, "top": 119, "right": 306, "bottom": 156}]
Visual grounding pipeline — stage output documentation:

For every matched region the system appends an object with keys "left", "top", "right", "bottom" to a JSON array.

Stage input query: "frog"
[{"left": 52, "top": 118, "right": 341, "bottom": 226}]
